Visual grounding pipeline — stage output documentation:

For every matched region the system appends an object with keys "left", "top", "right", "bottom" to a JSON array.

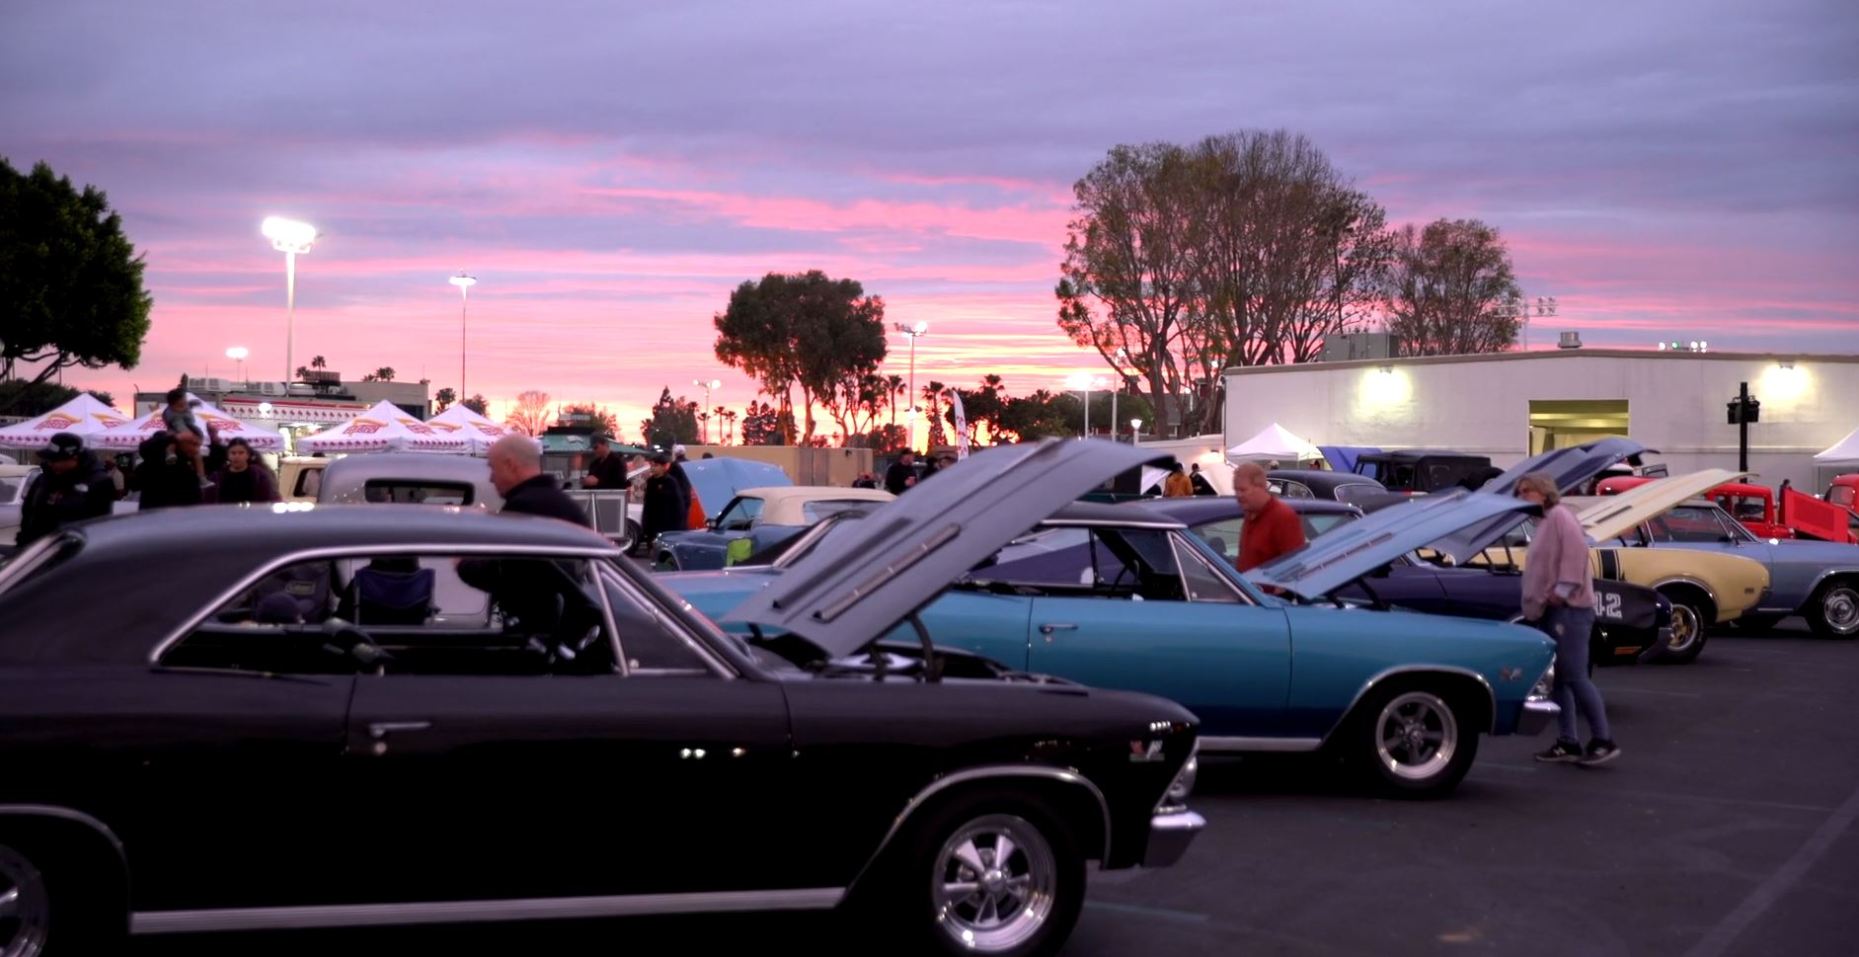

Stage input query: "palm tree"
[
  {"left": 887, "top": 374, "right": 907, "bottom": 430},
  {"left": 310, "top": 356, "right": 327, "bottom": 370}
]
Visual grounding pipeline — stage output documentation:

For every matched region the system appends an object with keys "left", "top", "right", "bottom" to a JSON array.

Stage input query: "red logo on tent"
[
  {"left": 35, "top": 414, "right": 78, "bottom": 430},
  {"left": 344, "top": 418, "right": 385, "bottom": 435},
  {"left": 474, "top": 424, "right": 503, "bottom": 435},
  {"left": 397, "top": 418, "right": 435, "bottom": 435}
]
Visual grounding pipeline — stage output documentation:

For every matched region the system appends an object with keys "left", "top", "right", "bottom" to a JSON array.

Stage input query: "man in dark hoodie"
[
  {"left": 18, "top": 433, "right": 117, "bottom": 546},
  {"left": 135, "top": 428, "right": 222, "bottom": 509}
]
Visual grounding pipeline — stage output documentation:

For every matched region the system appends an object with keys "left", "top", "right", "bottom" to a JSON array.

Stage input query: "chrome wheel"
[
  {"left": 931, "top": 814, "right": 1056, "bottom": 954},
  {"left": 0, "top": 846, "right": 49, "bottom": 957},
  {"left": 1375, "top": 691, "right": 1458, "bottom": 782},
  {"left": 1822, "top": 585, "right": 1859, "bottom": 637},
  {"left": 1666, "top": 604, "right": 1701, "bottom": 652}
]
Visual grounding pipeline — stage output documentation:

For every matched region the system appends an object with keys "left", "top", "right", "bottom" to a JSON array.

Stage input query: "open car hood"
[
  {"left": 720, "top": 439, "right": 1162, "bottom": 658},
  {"left": 1576, "top": 468, "right": 1752, "bottom": 542},
  {"left": 1480, "top": 438, "right": 1655, "bottom": 497},
  {"left": 1245, "top": 490, "right": 1539, "bottom": 599}
]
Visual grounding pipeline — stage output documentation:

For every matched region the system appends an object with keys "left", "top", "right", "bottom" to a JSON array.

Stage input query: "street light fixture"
[
  {"left": 1130, "top": 418, "right": 1143, "bottom": 446},
  {"left": 693, "top": 378, "right": 722, "bottom": 443},
  {"left": 225, "top": 346, "right": 249, "bottom": 384},
  {"left": 261, "top": 216, "right": 317, "bottom": 382},
  {"left": 895, "top": 321, "right": 930, "bottom": 450},
  {"left": 450, "top": 272, "right": 477, "bottom": 397}
]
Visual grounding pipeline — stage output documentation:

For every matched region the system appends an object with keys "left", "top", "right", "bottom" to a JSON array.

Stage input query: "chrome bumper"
[
  {"left": 1518, "top": 699, "right": 1561, "bottom": 736},
  {"left": 1141, "top": 809, "right": 1206, "bottom": 868}
]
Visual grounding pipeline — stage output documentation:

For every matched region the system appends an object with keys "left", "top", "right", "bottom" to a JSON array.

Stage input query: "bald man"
[
  {"left": 1234, "top": 461, "right": 1305, "bottom": 571},
  {"left": 486, "top": 434, "right": 588, "bottom": 527}
]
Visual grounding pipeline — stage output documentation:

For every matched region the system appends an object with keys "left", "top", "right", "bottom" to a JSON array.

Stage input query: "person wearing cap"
[
  {"left": 17, "top": 432, "right": 116, "bottom": 546},
  {"left": 636, "top": 451, "right": 690, "bottom": 556},
  {"left": 581, "top": 434, "right": 629, "bottom": 490},
  {"left": 666, "top": 444, "right": 701, "bottom": 526}
]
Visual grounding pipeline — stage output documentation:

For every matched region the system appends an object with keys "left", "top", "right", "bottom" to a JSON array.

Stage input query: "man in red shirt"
[{"left": 1234, "top": 462, "right": 1306, "bottom": 571}]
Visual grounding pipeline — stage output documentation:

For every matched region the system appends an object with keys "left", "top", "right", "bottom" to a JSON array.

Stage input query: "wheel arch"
[
  {"left": 1325, "top": 666, "right": 1497, "bottom": 743},
  {"left": 0, "top": 804, "right": 131, "bottom": 917},
  {"left": 1653, "top": 577, "right": 1718, "bottom": 623},
  {"left": 845, "top": 766, "right": 1111, "bottom": 898}
]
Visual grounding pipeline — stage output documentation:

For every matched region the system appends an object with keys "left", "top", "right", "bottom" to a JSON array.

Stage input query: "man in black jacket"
[
  {"left": 580, "top": 434, "right": 630, "bottom": 491},
  {"left": 135, "top": 429, "right": 221, "bottom": 510},
  {"left": 636, "top": 452, "right": 689, "bottom": 555},
  {"left": 17, "top": 433, "right": 116, "bottom": 546},
  {"left": 884, "top": 450, "right": 919, "bottom": 495},
  {"left": 486, "top": 434, "right": 589, "bottom": 526},
  {"left": 459, "top": 436, "right": 594, "bottom": 656}
]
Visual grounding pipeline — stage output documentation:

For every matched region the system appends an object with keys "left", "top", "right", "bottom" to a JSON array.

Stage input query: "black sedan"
[
  {"left": 1143, "top": 496, "right": 1673, "bottom": 664},
  {"left": 0, "top": 440, "right": 1203, "bottom": 957}
]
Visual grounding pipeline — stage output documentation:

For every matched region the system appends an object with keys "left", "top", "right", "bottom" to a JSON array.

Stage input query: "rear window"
[
  {"left": 362, "top": 480, "right": 474, "bottom": 505},
  {"left": 801, "top": 499, "right": 886, "bottom": 522}
]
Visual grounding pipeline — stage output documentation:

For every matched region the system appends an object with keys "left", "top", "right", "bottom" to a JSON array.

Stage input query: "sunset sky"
[{"left": 3, "top": 0, "right": 1855, "bottom": 433}]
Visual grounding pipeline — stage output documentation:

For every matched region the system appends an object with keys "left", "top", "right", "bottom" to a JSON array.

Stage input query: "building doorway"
[{"left": 1528, "top": 399, "right": 1629, "bottom": 454}]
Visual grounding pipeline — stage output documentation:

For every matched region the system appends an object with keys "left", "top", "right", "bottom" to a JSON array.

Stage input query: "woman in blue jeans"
[{"left": 1516, "top": 472, "right": 1620, "bottom": 766}]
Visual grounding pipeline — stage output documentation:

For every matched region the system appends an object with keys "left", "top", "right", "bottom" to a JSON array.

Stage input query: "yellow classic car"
[{"left": 1468, "top": 469, "right": 1770, "bottom": 663}]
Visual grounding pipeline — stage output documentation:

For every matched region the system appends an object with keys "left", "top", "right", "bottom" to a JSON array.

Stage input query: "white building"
[{"left": 1221, "top": 348, "right": 1859, "bottom": 489}]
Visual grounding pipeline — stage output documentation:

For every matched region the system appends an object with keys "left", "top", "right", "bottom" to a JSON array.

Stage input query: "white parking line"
[{"left": 1682, "top": 778, "right": 1859, "bottom": 957}]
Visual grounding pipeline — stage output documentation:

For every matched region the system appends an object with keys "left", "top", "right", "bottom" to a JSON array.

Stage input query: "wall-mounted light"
[
  {"left": 1779, "top": 360, "right": 1795, "bottom": 370},
  {"left": 1377, "top": 363, "right": 1393, "bottom": 374}
]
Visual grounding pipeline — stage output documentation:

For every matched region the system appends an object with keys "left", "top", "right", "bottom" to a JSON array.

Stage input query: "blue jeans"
[{"left": 1540, "top": 604, "right": 1612, "bottom": 742}]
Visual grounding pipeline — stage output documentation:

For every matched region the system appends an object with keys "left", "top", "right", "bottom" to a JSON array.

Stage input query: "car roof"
[
  {"left": 320, "top": 452, "right": 493, "bottom": 484},
  {"left": 1267, "top": 469, "right": 1382, "bottom": 489},
  {"left": 1139, "top": 496, "right": 1355, "bottom": 525},
  {"left": 1357, "top": 450, "right": 1485, "bottom": 463},
  {"left": 1049, "top": 500, "right": 1183, "bottom": 527},
  {"left": 743, "top": 485, "right": 895, "bottom": 505},
  {"left": 73, "top": 503, "right": 617, "bottom": 557}
]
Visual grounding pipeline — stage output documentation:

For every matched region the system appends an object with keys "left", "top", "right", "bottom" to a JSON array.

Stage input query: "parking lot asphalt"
[{"left": 136, "top": 624, "right": 1859, "bottom": 957}]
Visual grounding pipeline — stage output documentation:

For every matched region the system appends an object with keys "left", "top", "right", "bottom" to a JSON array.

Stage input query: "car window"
[
  {"left": 159, "top": 551, "right": 620, "bottom": 677},
  {"left": 1171, "top": 535, "right": 1241, "bottom": 603},
  {"left": 800, "top": 499, "right": 885, "bottom": 523},
  {"left": 1270, "top": 480, "right": 1314, "bottom": 500},
  {"left": 1829, "top": 486, "right": 1855, "bottom": 509},
  {"left": 597, "top": 566, "right": 722, "bottom": 675},
  {"left": 1718, "top": 495, "right": 1766, "bottom": 522},
  {"left": 1192, "top": 511, "right": 1355, "bottom": 558},
  {"left": 0, "top": 473, "right": 28, "bottom": 505},
  {"left": 362, "top": 479, "right": 474, "bottom": 505},
  {"left": 1646, "top": 506, "right": 1737, "bottom": 543},
  {"left": 716, "top": 497, "right": 763, "bottom": 531},
  {"left": 1333, "top": 484, "right": 1381, "bottom": 506},
  {"left": 295, "top": 466, "right": 323, "bottom": 499},
  {"left": 981, "top": 527, "right": 1186, "bottom": 600}
]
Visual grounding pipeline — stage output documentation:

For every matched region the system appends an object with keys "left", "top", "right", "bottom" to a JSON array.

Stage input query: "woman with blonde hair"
[{"left": 1517, "top": 471, "right": 1619, "bottom": 766}]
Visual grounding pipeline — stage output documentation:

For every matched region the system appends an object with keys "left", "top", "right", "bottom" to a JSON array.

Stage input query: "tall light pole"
[
  {"left": 894, "top": 321, "right": 929, "bottom": 450},
  {"left": 261, "top": 217, "right": 317, "bottom": 382},
  {"left": 450, "top": 272, "right": 477, "bottom": 398},
  {"left": 1130, "top": 418, "right": 1142, "bottom": 446},
  {"left": 1067, "top": 373, "right": 1108, "bottom": 439},
  {"left": 225, "top": 346, "right": 249, "bottom": 384},
  {"left": 694, "top": 378, "right": 721, "bottom": 443},
  {"left": 1110, "top": 348, "right": 1130, "bottom": 446},
  {"left": 1498, "top": 292, "right": 1556, "bottom": 350}
]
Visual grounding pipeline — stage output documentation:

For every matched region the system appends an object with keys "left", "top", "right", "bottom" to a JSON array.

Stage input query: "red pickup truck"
[{"left": 1597, "top": 476, "right": 1857, "bottom": 544}]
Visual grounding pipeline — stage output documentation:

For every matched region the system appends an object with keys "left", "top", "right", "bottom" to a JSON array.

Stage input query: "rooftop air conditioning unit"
[
  {"left": 254, "top": 381, "right": 288, "bottom": 397},
  {"left": 1557, "top": 331, "right": 1583, "bottom": 350},
  {"left": 185, "top": 376, "right": 232, "bottom": 393}
]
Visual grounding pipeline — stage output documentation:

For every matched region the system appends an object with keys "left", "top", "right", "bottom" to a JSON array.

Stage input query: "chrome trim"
[
  {"left": 1805, "top": 567, "right": 1859, "bottom": 598},
  {"left": 1326, "top": 665, "right": 1500, "bottom": 741},
  {"left": 1140, "top": 810, "right": 1206, "bottom": 868},
  {"left": 1651, "top": 576, "right": 1719, "bottom": 618},
  {"left": 589, "top": 560, "right": 630, "bottom": 677},
  {"left": 597, "top": 565, "right": 738, "bottom": 678},
  {"left": 0, "top": 805, "right": 127, "bottom": 865},
  {"left": 1516, "top": 699, "right": 1560, "bottom": 736},
  {"left": 131, "top": 888, "right": 844, "bottom": 934},
  {"left": 849, "top": 765, "right": 1113, "bottom": 893},
  {"left": 1037, "top": 518, "right": 1187, "bottom": 531},
  {"left": 1198, "top": 736, "right": 1322, "bottom": 753}
]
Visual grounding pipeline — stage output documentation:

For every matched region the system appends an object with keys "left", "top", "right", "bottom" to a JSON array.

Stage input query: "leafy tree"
[
  {"left": 1384, "top": 219, "right": 1522, "bottom": 356},
  {"left": 0, "top": 380, "right": 113, "bottom": 416},
  {"left": 948, "top": 374, "right": 1008, "bottom": 446},
  {"left": 996, "top": 390, "right": 1083, "bottom": 442},
  {"left": 505, "top": 389, "right": 552, "bottom": 436},
  {"left": 461, "top": 393, "right": 488, "bottom": 415},
  {"left": 561, "top": 403, "right": 621, "bottom": 439},
  {"left": 434, "top": 387, "right": 457, "bottom": 412},
  {"left": 713, "top": 270, "right": 887, "bottom": 444},
  {"left": 828, "top": 373, "right": 891, "bottom": 446},
  {"left": 0, "top": 158, "right": 152, "bottom": 401},
  {"left": 311, "top": 355, "right": 327, "bottom": 370},
  {"left": 639, "top": 387, "right": 699, "bottom": 449},
  {"left": 738, "top": 400, "right": 786, "bottom": 446},
  {"left": 918, "top": 380, "right": 948, "bottom": 451},
  {"left": 361, "top": 366, "right": 397, "bottom": 382}
]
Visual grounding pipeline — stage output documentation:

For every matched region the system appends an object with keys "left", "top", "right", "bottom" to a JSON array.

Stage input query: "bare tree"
[
  {"left": 505, "top": 389, "right": 552, "bottom": 436},
  {"left": 1384, "top": 219, "right": 1522, "bottom": 356}
]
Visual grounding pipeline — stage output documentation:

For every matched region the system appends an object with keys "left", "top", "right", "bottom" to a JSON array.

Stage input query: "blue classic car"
[
  {"left": 1573, "top": 470, "right": 1859, "bottom": 638},
  {"left": 653, "top": 485, "right": 894, "bottom": 570},
  {"left": 665, "top": 443, "right": 1557, "bottom": 798},
  {"left": 1144, "top": 496, "right": 1673, "bottom": 665}
]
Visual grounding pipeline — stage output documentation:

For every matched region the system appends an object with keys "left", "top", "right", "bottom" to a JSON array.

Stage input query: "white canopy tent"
[
  {"left": 0, "top": 394, "right": 130, "bottom": 449},
  {"left": 95, "top": 394, "right": 285, "bottom": 452},
  {"left": 1226, "top": 422, "right": 1320, "bottom": 463},
  {"left": 297, "top": 400, "right": 469, "bottom": 454},
  {"left": 427, "top": 404, "right": 517, "bottom": 455},
  {"left": 1813, "top": 427, "right": 1859, "bottom": 466}
]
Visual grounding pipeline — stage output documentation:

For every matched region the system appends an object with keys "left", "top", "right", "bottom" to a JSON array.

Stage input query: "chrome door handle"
[
  {"left": 368, "top": 721, "right": 432, "bottom": 740},
  {"left": 1038, "top": 623, "right": 1078, "bottom": 638}
]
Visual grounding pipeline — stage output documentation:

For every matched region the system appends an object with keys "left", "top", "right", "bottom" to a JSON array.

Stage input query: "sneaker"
[
  {"left": 1534, "top": 738, "right": 1584, "bottom": 763},
  {"left": 1580, "top": 739, "right": 1621, "bottom": 767},
  {"left": 199, "top": 478, "right": 216, "bottom": 489}
]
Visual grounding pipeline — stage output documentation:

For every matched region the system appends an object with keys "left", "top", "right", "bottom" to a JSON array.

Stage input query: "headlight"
[
  {"left": 1163, "top": 747, "right": 1199, "bottom": 807},
  {"left": 1528, "top": 655, "right": 1557, "bottom": 700}
]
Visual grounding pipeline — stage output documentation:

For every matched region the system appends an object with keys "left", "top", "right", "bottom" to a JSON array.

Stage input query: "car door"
[
  {"left": 1020, "top": 527, "right": 1291, "bottom": 737},
  {"left": 340, "top": 552, "right": 794, "bottom": 904}
]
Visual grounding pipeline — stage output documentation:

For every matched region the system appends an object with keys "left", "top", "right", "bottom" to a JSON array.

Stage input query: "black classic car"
[
  {"left": 1145, "top": 496, "right": 1673, "bottom": 664},
  {"left": 1265, "top": 469, "right": 1388, "bottom": 505},
  {"left": 0, "top": 440, "right": 1203, "bottom": 957}
]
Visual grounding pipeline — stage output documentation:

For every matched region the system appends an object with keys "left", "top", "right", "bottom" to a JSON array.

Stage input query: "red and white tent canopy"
[
  {"left": 0, "top": 394, "right": 131, "bottom": 449},
  {"left": 426, "top": 404, "right": 516, "bottom": 455},
  {"left": 297, "top": 400, "right": 469, "bottom": 454},
  {"left": 96, "top": 394, "right": 285, "bottom": 452}
]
